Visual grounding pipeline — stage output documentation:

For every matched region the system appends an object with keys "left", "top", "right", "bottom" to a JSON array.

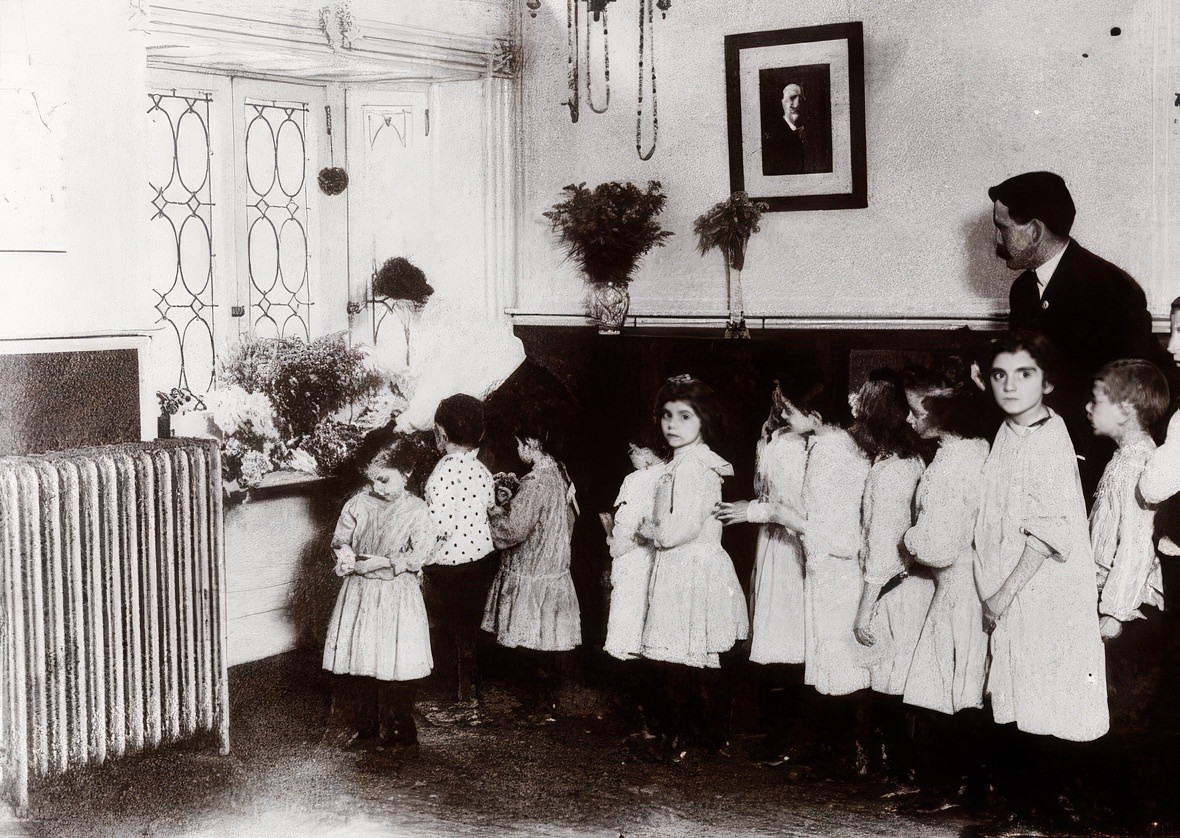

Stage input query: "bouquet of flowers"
[
  {"left": 207, "top": 332, "right": 400, "bottom": 488},
  {"left": 493, "top": 471, "right": 521, "bottom": 506}
]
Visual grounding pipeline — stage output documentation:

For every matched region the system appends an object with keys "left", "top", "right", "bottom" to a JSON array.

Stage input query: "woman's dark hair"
[
  {"left": 652, "top": 374, "right": 725, "bottom": 447},
  {"left": 434, "top": 393, "right": 485, "bottom": 447},
  {"left": 1171, "top": 295, "right": 1180, "bottom": 313},
  {"left": 762, "top": 365, "right": 830, "bottom": 439},
  {"left": 372, "top": 256, "right": 433, "bottom": 307},
  {"left": 979, "top": 330, "right": 1060, "bottom": 388},
  {"left": 849, "top": 371, "right": 926, "bottom": 461},
  {"left": 776, "top": 366, "right": 826, "bottom": 414},
  {"left": 921, "top": 390, "right": 988, "bottom": 441}
]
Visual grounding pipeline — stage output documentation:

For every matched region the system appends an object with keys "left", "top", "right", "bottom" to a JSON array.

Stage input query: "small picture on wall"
[{"left": 725, "top": 22, "right": 866, "bottom": 212}]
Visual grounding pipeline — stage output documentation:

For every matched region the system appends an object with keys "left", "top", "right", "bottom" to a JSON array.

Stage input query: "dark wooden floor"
[{"left": 8, "top": 644, "right": 1180, "bottom": 837}]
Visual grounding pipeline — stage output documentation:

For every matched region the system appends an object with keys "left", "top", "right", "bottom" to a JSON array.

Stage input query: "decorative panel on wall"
[
  {"left": 243, "top": 99, "right": 312, "bottom": 340},
  {"left": 0, "top": 351, "right": 140, "bottom": 456},
  {"left": 147, "top": 91, "right": 218, "bottom": 396}
]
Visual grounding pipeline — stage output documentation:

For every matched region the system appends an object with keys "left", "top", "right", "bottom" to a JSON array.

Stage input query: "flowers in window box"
[{"left": 206, "top": 332, "right": 397, "bottom": 488}]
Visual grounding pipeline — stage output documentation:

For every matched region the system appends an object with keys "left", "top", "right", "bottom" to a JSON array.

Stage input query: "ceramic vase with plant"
[
  {"left": 693, "top": 191, "right": 770, "bottom": 339},
  {"left": 543, "top": 180, "right": 673, "bottom": 334}
]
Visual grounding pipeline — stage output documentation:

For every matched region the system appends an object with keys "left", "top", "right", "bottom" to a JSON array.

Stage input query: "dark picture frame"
[{"left": 725, "top": 22, "right": 867, "bottom": 212}]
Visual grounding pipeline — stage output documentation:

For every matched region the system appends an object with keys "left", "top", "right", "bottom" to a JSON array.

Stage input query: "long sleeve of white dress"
[
  {"left": 862, "top": 456, "right": 924, "bottom": 586},
  {"left": 904, "top": 439, "right": 989, "bottom": 570},
  {"left": 1092, "top": 438, "right": 1163, "bottom": 621},
  {"left": 1140, "top": 411, "right": 1180, "bottom": 505},
  {"left": 648, "top": 446, "right": 733, "bottom": 551}
]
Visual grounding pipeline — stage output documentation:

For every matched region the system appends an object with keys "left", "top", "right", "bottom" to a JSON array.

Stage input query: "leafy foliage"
[
  {"left": 301, "top": 420, "right": 368, "bottom": 477},
  {"left": 212, "top": 333, "right": 392, "bottom": 485},
  {"left": 218, "top": 333, "right": 383, "bottom": 441},
  {"left": 542, "top": 181, "right": 674, "bottom": 287},
  {"left": 692, "top": 191, "right": 770, "bottom": 272}
]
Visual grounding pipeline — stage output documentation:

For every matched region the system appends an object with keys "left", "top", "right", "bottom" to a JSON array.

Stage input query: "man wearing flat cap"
[{"left": 989, "top": 170, "right": 1167, "bottom": 495}]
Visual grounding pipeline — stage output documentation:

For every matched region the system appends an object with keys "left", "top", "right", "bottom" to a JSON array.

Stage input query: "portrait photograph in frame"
[{"left": 725, "top": 22, "right": 867, "bottom": 212}]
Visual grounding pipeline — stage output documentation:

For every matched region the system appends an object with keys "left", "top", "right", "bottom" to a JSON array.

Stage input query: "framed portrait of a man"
[{"left": 725, "top": 23, "right": 866, "bottom": 212}]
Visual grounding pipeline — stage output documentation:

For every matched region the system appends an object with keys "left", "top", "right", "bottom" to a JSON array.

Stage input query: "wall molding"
[
  {"left": 146, "top": 1, "right": 509, "bottom": 82},
  {"left": 506, "top": 311, "right": 1011, "bottom": 331}
]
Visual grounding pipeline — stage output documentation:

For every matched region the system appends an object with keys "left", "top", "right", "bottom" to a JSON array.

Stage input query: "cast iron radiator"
[{"left": 0, "top": 438, "right": 230, "bottom": 815}]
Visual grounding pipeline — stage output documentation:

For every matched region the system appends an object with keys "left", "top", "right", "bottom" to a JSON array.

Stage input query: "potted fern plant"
[
  {"left": 693, "top": 191, "right": 770, "bottom": 339},
  {"left": 543, "top": 180, "right": 673, "bottom": 334}
]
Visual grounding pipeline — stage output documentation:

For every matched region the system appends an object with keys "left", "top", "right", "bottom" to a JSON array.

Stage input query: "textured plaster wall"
[
  {"left": 516, "top": 0, "right": 1170, "bottom": 320},
  {"left": 0, "top": 0, "right": 151, "bottom": 339}
]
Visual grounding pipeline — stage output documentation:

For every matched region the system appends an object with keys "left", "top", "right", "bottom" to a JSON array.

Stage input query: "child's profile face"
[
  {"left": 1086, "top": 382, "right": 1129, "bottom": 439},
  {"left": 1168, "top": 309, "right": 1180, "bottom": 366},
  {"left": 989, "top": 350, "right": 1052, "bottom": 425},
  {"left": 780, "top": 401, "right": 819, "bottom": 436},
  {"left": 368, "top": 466, "right": 407, "bottom": 500},
  {"left": 660, "top": 400, "right": 703, "bottom": 450},
  {"left": 515, "top": 437, "right": 541, "bottom": 465},
  {"left": 905, "top": 390, "right": 938, "bottom": 439}
]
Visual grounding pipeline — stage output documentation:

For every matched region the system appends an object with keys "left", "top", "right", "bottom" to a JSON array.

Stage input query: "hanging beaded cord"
[
  {"left": 565, "top": 0, "right": 580, "bottom": 122},
  {"left": 636, "top": 0, "right": 657, "bottom": 160},
  {"left": 585, "top": 6, "right": 610, "bottom": 114}
]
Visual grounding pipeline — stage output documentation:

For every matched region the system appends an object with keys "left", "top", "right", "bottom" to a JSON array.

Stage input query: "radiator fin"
[{"left": 0, "top": 439, "right": 230, "bottom": 815}]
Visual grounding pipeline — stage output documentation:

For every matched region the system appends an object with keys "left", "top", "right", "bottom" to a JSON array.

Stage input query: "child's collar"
[
  {"left": 1118, "top": 428, "right": 1154, "bottom": 449},
  {"left": 1004, "top": 407, "right": 1054, "bottom": 433}
]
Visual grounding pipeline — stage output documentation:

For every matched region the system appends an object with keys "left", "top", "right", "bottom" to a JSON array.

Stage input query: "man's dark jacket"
[{"left": 1009, "top": 240, "right": 1158, "bottom": 384}]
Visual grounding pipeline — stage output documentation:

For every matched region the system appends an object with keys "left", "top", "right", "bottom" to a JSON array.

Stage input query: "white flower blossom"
[{"left": 204, "top": 386, "right": 280, "bottom": 440}]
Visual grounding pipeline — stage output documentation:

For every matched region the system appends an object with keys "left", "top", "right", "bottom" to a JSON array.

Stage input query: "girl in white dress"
[
  {"left": 974, "top": 333, "right": 1108, "bottom": 742},
  {"left": 605, "top": 443, "right": 664, "bottom": 661},
  {"left": 718, "top": 385, "right": 873, "bottom": 770},
  {"left": 899, "top": 368, "right": 992, "bottom": 806},
  {"left": 746, "top": 380, "right": 810, "bottom": 665},
  {"left": 973, "top": 332, "right": 1109, "bottom": 823},
  {"left": 902, "top": 377, "right": 991, "bottom": 716},
  {"left": 639, "top": 375, "right": 748, "bottom": 757},
  {"left": 848, "top": 373, "right": 932, "bottom": 777},
  {"left": 713, "top": 376, "right": 816, "bottom": 763},
  {"left": 323, "top": 440, "right": 437, "bottom": 749}
]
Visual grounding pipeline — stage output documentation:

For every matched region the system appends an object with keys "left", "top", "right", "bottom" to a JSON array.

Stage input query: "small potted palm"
[
  {"left": 543, "top": 180, "right": 673, "bottom": 334},
  {"left": 693, "top": 191, "right": 769, "bottom": 339}
]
